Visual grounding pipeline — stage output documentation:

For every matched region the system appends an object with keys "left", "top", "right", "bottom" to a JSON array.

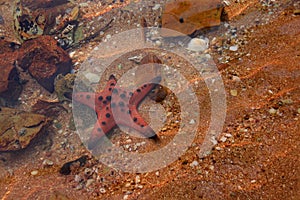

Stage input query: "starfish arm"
[
  {"left": 129, "top": 76, "right": 161, "bottom": 106},
  {"left": 114, "top": 104, "right": 157, "bottom": 139},
  {"left": 87, "top": 111, "right": 116, "bottom": 149}
]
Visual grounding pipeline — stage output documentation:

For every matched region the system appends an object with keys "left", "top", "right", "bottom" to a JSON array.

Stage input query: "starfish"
[{"left": 73, "top": 75, "right": 161, "bottom": 149}]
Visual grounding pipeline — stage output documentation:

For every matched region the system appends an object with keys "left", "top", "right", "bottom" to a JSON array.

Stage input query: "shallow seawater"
[{"left": 0, "top": 0, "right": 299, "bottom": 199}]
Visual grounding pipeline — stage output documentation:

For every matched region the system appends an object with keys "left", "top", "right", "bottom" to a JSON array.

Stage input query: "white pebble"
[
  {"left": 99, "top": 188, "right": 106, "bottom": 193},
  {"left": 152, "top": 4, "right": 161, "bottom": 10},
  {"left": 187, "top": 38, "right": 208, "bottom": 52},
  {"left": 189, "top": 119, "right": 196, "bottom": 124},
  {"left": 220, "top": 136, "right": 227, "bottom": 142},
  {"left": 190, "top": 160, "right": 199, "bottom": 167},
  {"left": 31, "top": 170, "right": 38, "bottom": 176},
  {"left": 229, "top": 45, "right": 238, "bottom": 51}
]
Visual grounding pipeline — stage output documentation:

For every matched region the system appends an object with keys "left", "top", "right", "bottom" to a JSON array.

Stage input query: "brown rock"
[
  {"left": 0, "top": 40, "right": 22, "bottom": 104},
  {"left": 0, "top": 107, "right": 48, "bottom": 151},
  {"left": 18, "top": 35, "right": 72, "bottom": 92},
  {"left": 161, "top": 0, "right": 223, "bottom": 36}
]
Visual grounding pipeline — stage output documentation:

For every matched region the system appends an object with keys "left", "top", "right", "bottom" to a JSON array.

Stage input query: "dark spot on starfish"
[
  {"left": 137, "top": 89, "right": 141, "bottom": 93},
  {"left": 106, "top": 113, "right": 111, "bottom": 118},
  {"left": 86, "top": 95, "right": 91, "bottom": 99},
  {"left": 110, "top": 83, "right": 115, "bottom": 86},
  {"left": 112, "top": 89, "right": 118, "bottom": 94},
  {"left": 111, "top": 102, "right": 116, "bottom": 108},
  {"left": 144, "top": 84, "right": 147, "bottom": 88},
  {"left": 109, "top": 88, "right": 112, "bottom": 91},
  {"left": 141, "top": 125, "right": 144, "bottom": 127},
  {"left": 133, "top": 117, "right": 137, "bottom": 122},
  {"left": 103, "top": 100, "right": 107, "bottom": 104},
  {"left": 98, "top": 96, "right": 103, "bottom": 101},
  {"left": 127, "top": 110, "right": 131, "bottom": 114},
  {"left": 106, "top": 96, "right": 112, "bottom": 101},
  {"left": 97, "top": 128, "right": 102, "bottom": 132},
  {"left": 106, "top": 107, "right": 109, "bottom": 110},
  {"left": 102, "top": 121, "right": 106, "bottom": 125},
  {"left": 109, "top": 75, "right": 115, "bottom": 80},
  {"left": 120, "top": 93, "right": 126, "bottom": 99},
  {"left": 119, "top": 102, "right": 125, "bottom": 107}
]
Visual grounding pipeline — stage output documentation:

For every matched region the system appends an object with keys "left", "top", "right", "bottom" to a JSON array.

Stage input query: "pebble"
[
  {"left": 225, "top": 133, "right": 232, "bottom": 138},
  {"left": 125, "top": 182, "right": 131, "bottom": 187},
  {"left": 86, "top": 179, "right": 94, "bottom": 187},
  {"left": 135, "top": 175, "right": 141, "bottom": 184},
  {"left": 187, "top": 38, "right": 208, "bottom": 52},
  {"left": 232, "top": 76, "right": 241, "bottom": 82},
  {"left": 99, "top": 188, "right": 106, "bottom": 194},
  {"left": 123, "top": 195, "right": 129, "bottom": 200},
  {"left": 74, "top": 175, "right": 82, "bottom": 182},
  {"left": 189, "top": 119, "right": 196, "bottom": 124},
  {"left": 215, "top": 146, "right": 222, "bottom": 151},
  {"left": 152, "top": 4, "right": 161, "bottom": 10},
  {"left": 230, "top": 89, "right": 238, "bottom": 96},
  {"left": 229, "top": 45, "right": 238, "bottom": 51},
  {"left": 298, "top": 108, "right": 300, "bottom": 114},
  {"left": 269, "top": 108, "right": 277, "bottom": 114},
  {"left": 190, "top": 160, "right": 199, "bottom": 167},
  {"left": 155, "top": 171, "right": 160, "bottom": 176},
  {"left": 42, "top": 159, "right": 54, "bottom": 166},
  {"left": 31, "top": 170, "right": 38, "bottom": 176},
  {"left": 220, "top": 136, "right": 227, "bottom": 143}
]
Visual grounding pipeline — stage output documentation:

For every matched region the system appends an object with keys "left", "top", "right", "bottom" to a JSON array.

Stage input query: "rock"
[
  {"left": 230, "top": 89, "right": 238, "bottom": 96},
  {"left": 190, "top": 160, "right": 199, "bottom": 167},
  {"left": 187, "top": 38, "right": 208, "bottom": 52},
  {"left": 17, "top": 36, "right": 72, "bottom": 92},
  {"left": 0, "top": 40, "right": 22, "bottom": 104},
  {"left": 229, "top": 45, "right": 238, "bottom": 51},
  {"left": 0, "top": 107, "right": 48, "bottom": 151},
  {"left": 161, "top": 0, "right": 223, "bottom": 36},
  {"left": 31, "top": 170, "right": 38, "bottom": 176}
]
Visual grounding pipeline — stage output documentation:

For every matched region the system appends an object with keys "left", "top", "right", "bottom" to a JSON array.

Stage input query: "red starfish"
[{"left": 73, "top": 75, "right": 161, "bottom": 149}]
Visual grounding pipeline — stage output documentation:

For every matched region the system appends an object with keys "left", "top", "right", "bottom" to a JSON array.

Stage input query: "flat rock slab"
[
  {"left": 0, "top": 107, "right": 48, "bottom": 151},
  {"left": 161, "top": 0, "right": 223, "bottom": 36},
  {"left": 17, "top": 35, "right": 72, "bottom": 92}
]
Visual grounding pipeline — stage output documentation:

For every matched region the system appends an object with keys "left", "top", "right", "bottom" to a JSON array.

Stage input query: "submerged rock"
[
  {"left": 0, "top": 107, "right": 48, "bottom": 151},
  {"left": 17, "top": 35, "right": 72, "bottom": 92},
  {"left": 161, "top": 0, "right": 223, "bottom": 36}
]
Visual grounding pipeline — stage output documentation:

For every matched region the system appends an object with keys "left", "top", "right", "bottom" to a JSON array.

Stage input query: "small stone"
[
  {"left": 187, "top": 38, "right": 208, "bottom": 52},
  {"left": 135, "top": 175, "right": 141, "bottom": 184},
  {"left": 225, "top": 133, "right": 232, "bottom": 138},
  {"left": 99, "top": 188, "right": 106, "bottom": 194},
  {"left": 42, "top": 159, "right": 54, "bottom": 166},
  {"left": 189, "top": 119, "right": 196, "bottom": 124},
  {"left": 74, "top": 175, "right": 82, "bottom": 182},
  {"left": 269, "top": 108, "right": 277, "bottom": 114},
  {"left": 220, "top": 136, "right": 227, "bottom": 142},
  {"left": 152, "top": 4, "right": 161, "bottom": 10},
  {"left": 155, "top": 40, "right": 162, "bottom": 46},
  {"left": 125, "top": 182, "right": 131, "bottom": 187},
  {"left": 230, "top": 89, "right": 238, "bottom": 96},
  {"left": 86, "top": 179, "right": 94, "bottom": 187},
  {"left": 215, "top": 146, "right": 222, "bottom": 151},
  {"left": 155, "top": 171, "right": 160, "bottom": 176},
  {"left": 123, "top": 195, "right": 129, "bottom": 200},
  {"left": 297, "top": 108, "right": 300, "bottom": 114},
  {"left": 190, "top": 160, "right": 199, "bottom": 167},
  {"left": 229, "top": 45, "right": 238, "bottom": 51},
  {"left": 232, "top": 76, "right": 241, "bottom": 82},
  {"left": 31, "top": 170, "right": 38, "bottom": 176}
]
